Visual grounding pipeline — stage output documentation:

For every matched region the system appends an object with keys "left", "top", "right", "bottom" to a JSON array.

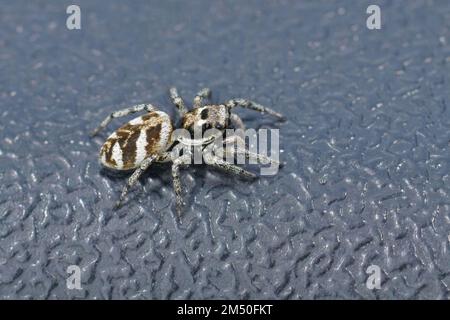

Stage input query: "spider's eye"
[{"left": 200, "top": 109, "right": 209, "bottom": 120}]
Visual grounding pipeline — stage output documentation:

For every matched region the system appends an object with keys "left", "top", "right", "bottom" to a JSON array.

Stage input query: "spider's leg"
[
  {"left": 226, "top": 98, "right": 285, "bottom": 120},
  {"left": 171, "top": 154, "right": 192, "bottom": 217},
  {"left": 169, "top": 87, "right": 188, "bottom": 117},
  {"left": 221, "top": 135, "right": 280, "bottom": 165},
  {"left": 204, "top": 152, "right": 257, "bottom": 179},
  {"left": 193, "top": 87, "right": 212, "bottom": 108},
  {"left": 115, "top": 155, "right": 157, "bottom": 208},
  {"left": 91, "top": 103, "right": 157, "bottom": 137},
  {"left": 230, "top": 113, "right": 245, "bottom": 130}
]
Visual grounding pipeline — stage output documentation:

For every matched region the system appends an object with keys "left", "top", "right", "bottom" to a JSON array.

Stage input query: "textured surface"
[{"left": 1, "top": 0, "right": 450, "bottom": 299}]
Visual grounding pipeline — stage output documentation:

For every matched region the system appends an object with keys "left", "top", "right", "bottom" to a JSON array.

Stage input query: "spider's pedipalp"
[
  {"left": 177, "top": 132, "right": 221, "bottom": 146},
  {"left": 230, "top": 113, "right": 245, "bottom": 130}
]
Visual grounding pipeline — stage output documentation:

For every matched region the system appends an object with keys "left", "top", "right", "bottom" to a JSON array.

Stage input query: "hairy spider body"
[{"left": 91, "top": 87, "right": 284, "bottom": 216}]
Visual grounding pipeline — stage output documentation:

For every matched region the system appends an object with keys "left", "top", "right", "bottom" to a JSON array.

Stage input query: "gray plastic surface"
[{"left": 0, "top": 0, "right": 450, "bottom": 299}]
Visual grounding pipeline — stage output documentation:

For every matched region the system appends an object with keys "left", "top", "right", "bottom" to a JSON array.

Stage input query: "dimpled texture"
[{"left": 0, "top": 0, "right": 450, "bottom": 299}]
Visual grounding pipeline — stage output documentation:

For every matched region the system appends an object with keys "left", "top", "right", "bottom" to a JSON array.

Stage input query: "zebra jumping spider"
[{"left": 91, "top": 87, "right": 285, "bottom": 216}]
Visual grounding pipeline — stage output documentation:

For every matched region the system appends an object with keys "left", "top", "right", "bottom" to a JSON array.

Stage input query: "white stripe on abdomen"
[
  {"left": 112, "top": 141, "right": 124, "bottom": 168},
  {"left": 135, "top": 130, "right": 148, "bottom": 165}
]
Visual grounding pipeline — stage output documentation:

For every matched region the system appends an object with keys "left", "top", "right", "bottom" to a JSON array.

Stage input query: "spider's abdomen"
[{"left": 100, "top": 111, "right": 173, "bottom": 170}]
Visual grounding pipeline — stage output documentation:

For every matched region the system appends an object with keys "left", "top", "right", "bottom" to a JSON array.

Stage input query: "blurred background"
[{"left": 0, "top": 0, "right": 449, "bottom": 299}]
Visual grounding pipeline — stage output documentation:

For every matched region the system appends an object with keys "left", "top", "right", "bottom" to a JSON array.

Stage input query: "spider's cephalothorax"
[
  {"left": 91, "top": 87, "right": 285, "bottom": 217},
  {"left": 181, "top": 104, "right": 230, "bottom": 134}
]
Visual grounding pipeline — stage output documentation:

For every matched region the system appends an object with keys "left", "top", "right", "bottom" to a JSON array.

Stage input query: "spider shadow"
[
  {"left": 99, "top": 163, "right": 173, "bottom": 200},
  {"left": 98, "top": 159, "right": 282, "bottom": 216}
]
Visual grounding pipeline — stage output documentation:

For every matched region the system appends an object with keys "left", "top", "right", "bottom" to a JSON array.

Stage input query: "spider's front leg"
[
  {"left": 91, "top": 103, "right": 157, "bottom": 137},
  {"left": 203, "top": 151, "right": 257, "bottom": 179},
  {"left": 193, "top": 87, "right": 212, "bottom": 108},
  {"left": 226, "top": 98, "right": 285, "bottom": 120},
  {"left": 169, "top": 87, "right": 188, "bottom": 117},
  {"left": 221, "top": 135, "right": 280, "bottom": 166}
]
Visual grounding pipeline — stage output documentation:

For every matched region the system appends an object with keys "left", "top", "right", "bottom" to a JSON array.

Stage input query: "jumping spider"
[{"left": 91, "top": 87, "right": 285, "bottom": 216}]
